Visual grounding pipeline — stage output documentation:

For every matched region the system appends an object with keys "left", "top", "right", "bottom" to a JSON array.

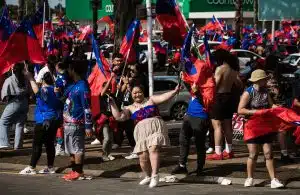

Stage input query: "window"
[
  {"left": 237, "top": 51, "right": 254, "bottom": 58},
  {"left": 154, "top": 80, "right": 177, "bottom": 92}
]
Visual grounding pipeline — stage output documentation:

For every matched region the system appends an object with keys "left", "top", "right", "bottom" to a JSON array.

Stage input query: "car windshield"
[{"left": 283, "top": 55, "right": 300, "bottom": 64}]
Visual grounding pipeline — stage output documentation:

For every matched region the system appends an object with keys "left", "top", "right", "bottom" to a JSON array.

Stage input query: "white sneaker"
[
  {"left": 91, "top": 139, "right": 101, "bottom": 145},
  {"left": 23, "top": 127, "right": 31, "bottom": 134},
  {"left": 108, "top": 155, "right": 115, "bottom": 161},
  {"left": 125, "top": 153, "right": 139, "bottom": 160},
  {"left": 55, "top": 144, "right": 65, "bottom": 156},
  {"left": 19, "top": 166, "right": 37, "bottom": 175},
  {"left": 139, "top": 176, "right": 151, "bottom": 185},
  {"left": 206, "top": 147, "right": 214, "bottom": 154},
  {"left": 112, "top": 144, "right": 119, "bottom": 150},
  {"left": 149, "top": 175, "right": 159, "bottom": 188},
  {"left": 38, "top": 167, "right": 56, "bottom": 174},
  {"left": 244, "top": 178, "right": 254, "bottom": 187},
  {"left": 102, "top": 155, "right": 115, "bottom": 162},
  {"left": 271, "top": 178, "right": 284, "bottom": 189},
  {"left": 0, "top": 145, "right": 10, "bottom": 149}
]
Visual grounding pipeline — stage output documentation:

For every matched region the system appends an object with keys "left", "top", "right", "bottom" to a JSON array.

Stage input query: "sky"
[{"left": 6, "top": 0, "right": 65, "bottom": 8}]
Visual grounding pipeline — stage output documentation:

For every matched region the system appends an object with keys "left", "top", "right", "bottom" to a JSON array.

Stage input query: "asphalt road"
[{"left": 0, "top": 172, "right": 299, "bottom": 195}]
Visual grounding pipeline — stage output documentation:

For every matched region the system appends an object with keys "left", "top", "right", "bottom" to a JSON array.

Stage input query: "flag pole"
[
  {"left": 42, "top": 1, "right": 46, "bottom": 48},
  {"left": 115, "top": 48, "right": 131, "bottom": 98},
  {"left": 146, "top": 0, "right": 154, "bottom": 96}
]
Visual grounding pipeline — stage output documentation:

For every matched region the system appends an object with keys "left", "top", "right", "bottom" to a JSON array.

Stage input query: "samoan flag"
[
  {"left": 0, "top": 6, "right": 15, "bottom": 54},
  {"left": 212, "top": 15, "right": 224, "bottom": 31},
  {"left": 119, "top": 19, "right": 140, "bottom": 64},
  {"left": 91, "top": 34, "right": 106, "bottom": 77},
  {"left": 181, "top": 24, "right": 216, "bottom": 111},
  {"left": 31, "top": 6, "right": 44, "bottom": 46},
  {"left": 88, "top": 35, "right": 114, "bottom": 118},
  {"left": 97, "top": 15, "right": 114, "bottom": 25},
  {"left": 156, "top": 0, "right": 187, "bottom": 47},
  {"left": 0, "top": 17, "right": 45, "bottom": 75},
  {"left": 203, "top": 33, "right": 213, "bottom": 69},
  {"left": 78, "top": 25, "right": 93, "bottom": 41}
]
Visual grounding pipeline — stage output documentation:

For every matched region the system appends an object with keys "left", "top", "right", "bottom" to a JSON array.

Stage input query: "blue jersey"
[
  {"left": 186, "top": 97, "right": 208, "bottom": 119},
  {"left": 35, "top": 86, "right": 61, "bottom": 124},
  {"left": 63, "top": 80, "right": 92, "bottom": 129}
]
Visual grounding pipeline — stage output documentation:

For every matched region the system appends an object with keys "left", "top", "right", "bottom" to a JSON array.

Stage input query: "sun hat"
[{"left": 248, "top": 69, "right": 269, "bottom": 82}]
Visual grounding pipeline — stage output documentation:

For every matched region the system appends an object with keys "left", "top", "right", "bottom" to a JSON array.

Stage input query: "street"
[{"left": 0, "top": 172, "right": 299, "bottom": 195}]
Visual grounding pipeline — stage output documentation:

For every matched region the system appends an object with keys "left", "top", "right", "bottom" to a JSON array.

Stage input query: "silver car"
[{"left": 153, "top": 76, "right": 190, "bottom": 120}]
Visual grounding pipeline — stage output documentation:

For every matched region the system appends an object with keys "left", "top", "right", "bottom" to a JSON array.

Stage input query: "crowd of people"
[{"left": 0, "top": 40, "right": 300, "bottom": 189}]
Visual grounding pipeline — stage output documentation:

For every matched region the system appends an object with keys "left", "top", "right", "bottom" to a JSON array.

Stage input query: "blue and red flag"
[
  {"left": 0, "top": 18, "right": 45, "bottom": 75},
  {"left": 97, "top": 15, "right": 114, "bottom": 26},
  {"left": 181, "top": 24, "right": 216, "bottom": 111},
  {"left": 78, "top": 25, "right": 93, "bottom": 41},
  {"left": 203, "top": 33, "right": 213, "bottom": 69},
  {"left": 0, "top": 6, "right": 15, "bottom": 54},
  {"left": 156, "top": 0, "right": 187, "bottom": 47},
  {"left": 88, "top": 34, "right": 115, "bottom": 118},
  {"left": 31, "top": 6, "right": 44, "bottom": 46},
  {"left": 119, "top": 19, "right": 140, "bottom": 64}
]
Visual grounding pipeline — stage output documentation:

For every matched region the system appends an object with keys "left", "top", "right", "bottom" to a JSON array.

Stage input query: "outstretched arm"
[
  {"left": 150, "top": 84, "right": 180, "bottom": 105},
  {"left": 110, "top": 98, "right": 131, "bottom": 121},
  {"left": 23, "top": 64, "right": 39, "bottom": 94}
]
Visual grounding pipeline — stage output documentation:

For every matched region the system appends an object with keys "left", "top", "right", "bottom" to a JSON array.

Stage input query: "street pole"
[
  {"left": 271, "top": 20, "right": 275, "bottom": 43},
  {"left": 146, "top": 0, "right": 153, "bottom": 96},
  {"left": 91, "top": 0, "right": 99, "bottom": 38},
  {"left": 18, "top": 0, "right": 25, "bottom": 22}
]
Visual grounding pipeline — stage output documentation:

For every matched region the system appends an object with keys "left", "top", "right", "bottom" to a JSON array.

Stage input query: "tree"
[
  {"left": 253, "top": 0, "right": 258, "bottom": 30},
  {"left": 234, "top": 0, "right": 242, "bottom": 49},
  {"left": 111, "top": 0, "right": 143, "bottom": 53},
  {"left": 18, "top": 0, "right": 25, "bottom": 21}
]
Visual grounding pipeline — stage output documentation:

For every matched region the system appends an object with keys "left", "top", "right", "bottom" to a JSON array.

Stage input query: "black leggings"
[{"left": 30, "top": 120, "right": 59, "bottom": 168}]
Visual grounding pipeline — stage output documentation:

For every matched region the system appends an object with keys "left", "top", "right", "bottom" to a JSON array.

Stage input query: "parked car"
[
  {"left": 281, "top": 53, "right": 300, "bottom": 67},
  {"left": 154, "top": 76, "right": 190, "bottom": 120},
  {"left": 230, "top": 49, "right": 265, "bottom": 70}
]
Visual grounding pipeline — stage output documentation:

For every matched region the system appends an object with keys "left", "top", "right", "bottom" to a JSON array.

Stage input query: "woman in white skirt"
[{"left": 110, "top": 84, "right": 180, "bottom": 188}]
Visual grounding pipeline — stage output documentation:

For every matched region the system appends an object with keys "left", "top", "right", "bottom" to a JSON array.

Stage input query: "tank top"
[
  {"left": 131, "top": 105, "right": 160, "bottom": 125},
  {"left": 246, "top": 86, "right": 270, "bottom": 109}
]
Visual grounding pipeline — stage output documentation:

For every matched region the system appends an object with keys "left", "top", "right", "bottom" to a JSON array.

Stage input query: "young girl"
[{"left": 20, "top": 67, "right": 61, "bottom": 175}]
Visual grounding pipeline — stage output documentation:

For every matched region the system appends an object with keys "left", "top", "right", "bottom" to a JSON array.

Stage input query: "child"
[
  {"left": 62, "top": 60, "right": 92, "bottom": 181},
  {"left": 54, "top": 61, "right": 70, "bottom": 156},
  {"left": 20, "top": 69, "right": 60, "bottom": 175},
  {"left": 95, "top": 73, "right": 117, "bottom": 161}
]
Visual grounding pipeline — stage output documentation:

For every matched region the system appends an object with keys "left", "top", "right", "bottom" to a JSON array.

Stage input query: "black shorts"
[
  {"left": 210, "top": 93, "right": 235, "bottom": 120},
  {"left": 246, "top": 133, "right": 276, "bottom": 144}
]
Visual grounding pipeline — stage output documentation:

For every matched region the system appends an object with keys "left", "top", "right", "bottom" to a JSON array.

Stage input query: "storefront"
[{"left": 66, "top": 0, "right": 254, "bottom": 26}]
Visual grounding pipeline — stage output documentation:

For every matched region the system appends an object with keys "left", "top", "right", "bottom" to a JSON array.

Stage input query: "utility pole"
[
  {"left": 146, "top": 0, "right": 153, "bottom": 96},
  {"left": 234, "top": 0, "right": 242, "bottom": 49},
  {"left": 91, "top": 0, "right": 100, "bottom": 38},
  {"left": 253, "top": 0, "right": 258, "bottom": 30}
]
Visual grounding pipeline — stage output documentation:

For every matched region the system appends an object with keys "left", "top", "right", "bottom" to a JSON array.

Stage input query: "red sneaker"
[
  {"left": 206, "top": 153, "right": 223, "bottom": 160},
  {"left": 223, "top": 151, "right": 234, "bottom": 159},
  {"left": 62, "top": 171, "right": 74, "bottom": 179},
  {"left": 64, "top": 171, "right": 83, "bottom": 181}
]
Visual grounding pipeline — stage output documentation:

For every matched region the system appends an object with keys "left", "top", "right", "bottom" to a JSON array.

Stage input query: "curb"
[{"left": 1, "top": 162, "right": 300, "bottom": 188}]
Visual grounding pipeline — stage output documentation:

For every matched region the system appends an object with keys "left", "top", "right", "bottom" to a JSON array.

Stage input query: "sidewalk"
[{"left": 1, "top": 141, "right": 300, "bottom": 187}]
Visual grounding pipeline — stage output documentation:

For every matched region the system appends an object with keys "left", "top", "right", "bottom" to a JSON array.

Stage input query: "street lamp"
[{"left": 90, "top": 0, "right": 100, "bottom": 37}]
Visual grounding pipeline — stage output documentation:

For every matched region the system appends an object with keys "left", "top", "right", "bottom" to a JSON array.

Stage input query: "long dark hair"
[{"left": 12, "top": 63, "right": 26, "bottom": 88}]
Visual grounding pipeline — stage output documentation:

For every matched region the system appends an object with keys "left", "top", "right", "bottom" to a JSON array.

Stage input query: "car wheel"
[{"left": 171, "top": 102, "right": 187, "bottom": 120}]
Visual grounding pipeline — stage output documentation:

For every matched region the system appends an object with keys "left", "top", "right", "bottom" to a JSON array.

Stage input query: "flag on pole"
[
  {"left": 119, "top": 19, "right": 140, "bottom": 64},
  {"left": 0, "top": 6, "right": 15, "bottom": 54},
  {"left": 31, "top": 6, "right": 44, "bottom": 46},
  {"left": 78, "top": 25, "right": 93, "bottom": 41},
  {"left": 91, "top": 34, "right": 106, "bottom": 77},
  {"left": 0, "top": 18, "right": 45, "bottom": 75},
  {"left": 181, "top": 24, "right": 216, "bottom": 111},
  {"left": 156, "top": 0, "right": 187, "bottom": 47}
]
